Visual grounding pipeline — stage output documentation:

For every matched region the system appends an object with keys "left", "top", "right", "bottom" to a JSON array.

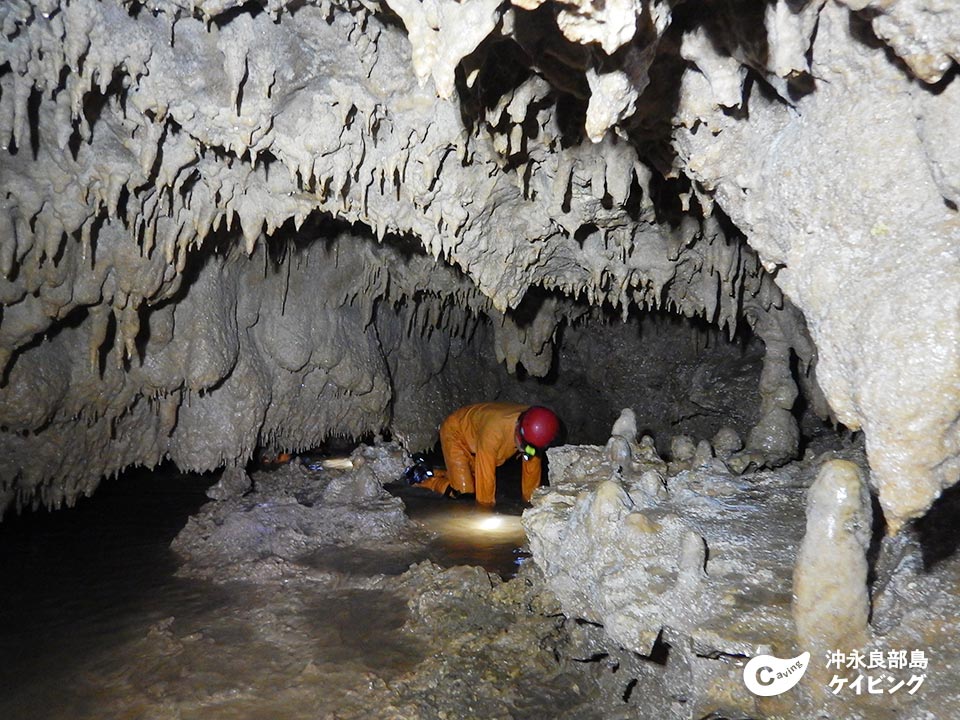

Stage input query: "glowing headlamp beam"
[{"left": 476, "top": 516, "right": 505, "bottom": 531}]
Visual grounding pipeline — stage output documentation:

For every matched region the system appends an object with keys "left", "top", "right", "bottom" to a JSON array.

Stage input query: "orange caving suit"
[{"left": 418, "top": 402, "right": 542, "bottom": 505}]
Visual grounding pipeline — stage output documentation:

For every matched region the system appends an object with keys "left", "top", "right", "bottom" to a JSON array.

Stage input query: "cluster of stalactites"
[
  {"left": 0, "top": 1, "right": 323, "bottom": 382},
  {"left": 0, "top": 0, "right": 813, "bottom": 515},
  {"left": 0, "top": 223, "right": 497, "bottom": 516},
  {"left": 0, "top": 0, "right": 790, "bottom": 381}
]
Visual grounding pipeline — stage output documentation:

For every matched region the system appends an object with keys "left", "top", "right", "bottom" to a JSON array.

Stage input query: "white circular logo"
[{"left": 743, "top": 652, "right": 811, "bottom": 696}]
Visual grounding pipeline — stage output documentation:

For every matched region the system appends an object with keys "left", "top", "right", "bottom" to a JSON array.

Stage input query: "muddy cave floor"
[
  {"left": 1, "top": 442, "right": 959, "bottom": 720},
  {"left": 0, "top": 449, "right": 615, "bottom": 720}
]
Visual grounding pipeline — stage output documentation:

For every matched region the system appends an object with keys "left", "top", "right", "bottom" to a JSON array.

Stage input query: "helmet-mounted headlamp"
[{"left": 517, "top": 419, "right": 538, "bottom": 461}]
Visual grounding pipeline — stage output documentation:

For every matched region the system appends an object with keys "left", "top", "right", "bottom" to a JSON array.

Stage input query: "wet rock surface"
[
  {"left": 524, "top": 439, "right": 960, "bottom": 719},
  {"left": 1, "top": 443, "right": 627, "bottom": 719},
  {"left": 526, "top": 443, "right": 808, "bottom": 718},
  {"left": 171, "top": 444, "right": 414, "bottom": 581},
  {"left": 3, "top": 440, "right": 959, "bottom": 719}
]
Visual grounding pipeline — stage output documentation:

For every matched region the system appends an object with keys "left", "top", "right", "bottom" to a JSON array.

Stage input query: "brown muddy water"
[{"left": 0, "top": 464, "right": 541, "bottom": 720}]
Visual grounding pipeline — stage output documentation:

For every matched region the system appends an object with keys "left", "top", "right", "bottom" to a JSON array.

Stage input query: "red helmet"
[{"left": 518, "top": 406, "right": 560, "bottom": 449}]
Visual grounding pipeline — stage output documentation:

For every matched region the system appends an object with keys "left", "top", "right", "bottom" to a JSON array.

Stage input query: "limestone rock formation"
[
  {"left": 524, "top": 426, "right": 960, "bottom": 717},
  {"left": 524, "top": 441, "right": 813, "bottom": 717},
  {"left": 672, "top": 3, "right": 959, "bottom": 529},
  {"left": 793, "top": 459, "right": 873, "bottom": 653},
  {"left": 0, "top": 1, "right": 956, "bottom": 538}
]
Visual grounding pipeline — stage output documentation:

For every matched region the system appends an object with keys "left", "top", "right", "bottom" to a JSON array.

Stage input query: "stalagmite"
[
  {"left": 793, "top": 459, "right": 872, "bottom": 653},
  {"left": 606, "top": 407, "right": 637, "bottom": 470}
]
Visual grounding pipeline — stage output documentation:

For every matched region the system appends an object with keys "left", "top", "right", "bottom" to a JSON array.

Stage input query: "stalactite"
[{"left": 0, "top": 0, "right": 947, "bottom": 538}]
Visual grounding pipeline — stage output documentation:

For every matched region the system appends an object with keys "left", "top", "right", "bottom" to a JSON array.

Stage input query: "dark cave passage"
[
  {"left": 1, "top": 0, "right": 956, "bottom": 716},
  {"left": 0, "top": 244, "right": 847, "bottom": 717}
]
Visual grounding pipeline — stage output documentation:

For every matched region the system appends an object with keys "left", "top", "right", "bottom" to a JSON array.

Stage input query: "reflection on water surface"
[{"left": 0, "top": 464, "right": 532, "bottom": 719}]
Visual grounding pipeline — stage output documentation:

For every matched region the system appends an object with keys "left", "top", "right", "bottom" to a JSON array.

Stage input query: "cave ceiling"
[{"left": 0, "top": 0, "right": 957, "bottom": 531}]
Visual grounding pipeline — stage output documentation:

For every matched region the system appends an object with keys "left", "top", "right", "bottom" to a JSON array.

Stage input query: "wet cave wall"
[
  {"left": 0, "top": 205, "right": 771, "bottom": 513},
  {"left": 0, "top": 0, "right": 957, "bottom": 537}
]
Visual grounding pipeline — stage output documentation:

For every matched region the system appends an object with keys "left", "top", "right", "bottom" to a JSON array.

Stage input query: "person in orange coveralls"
[{"left": 416, "top": 403, "right": 561, "bottom": 506}]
